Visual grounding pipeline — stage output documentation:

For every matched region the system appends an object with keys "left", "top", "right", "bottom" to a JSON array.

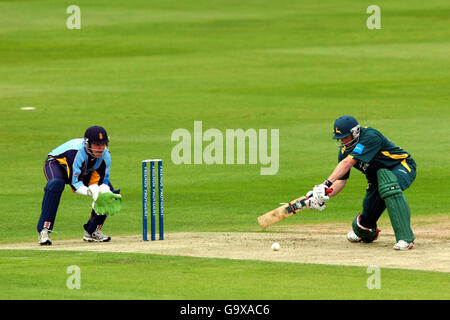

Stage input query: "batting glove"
[
  {"left": 305, "top": 198, "right": 326, "bottom": 211},
  {"left": 312, "top": 185, "right": 330, "bottom": 203}
]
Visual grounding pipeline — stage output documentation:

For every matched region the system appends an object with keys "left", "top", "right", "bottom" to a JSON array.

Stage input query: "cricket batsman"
[
  {"left": 37, "top": 126, "right": 122, "bottom": 245},
  {"left": 308, "top": 115, "right": 417, "bottom": 250}
]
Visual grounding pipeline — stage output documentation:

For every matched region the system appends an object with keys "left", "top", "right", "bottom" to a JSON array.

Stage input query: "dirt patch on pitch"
[{"left": 1, "top": 217, "right": 448, "bottom": 272}]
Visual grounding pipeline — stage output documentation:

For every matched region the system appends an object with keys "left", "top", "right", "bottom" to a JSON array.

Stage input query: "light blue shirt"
[{"left": 48, "top": 139, "right": 111, "bottom": 190}]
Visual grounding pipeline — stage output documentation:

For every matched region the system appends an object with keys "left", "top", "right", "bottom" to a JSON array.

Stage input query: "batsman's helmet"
[
  {"left": 84, "top": 126, "right": 109, "bottom": 146},
  {"left": 332, "top": 115, "right": 360, "bottom": 140}
]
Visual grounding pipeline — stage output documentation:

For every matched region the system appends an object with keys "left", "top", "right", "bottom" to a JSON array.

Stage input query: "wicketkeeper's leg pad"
[
  {"left": 37, "top": 178, "right": 65, "bottom": 232},
  {"left": 377, "top": 169, "right": 414, "bottom": 242},
  {"left": 84, "top": 209, "right": 107, "bottom": 234},
  {"left": 352, "top": 214, "right": 380, "bottom": 243}
]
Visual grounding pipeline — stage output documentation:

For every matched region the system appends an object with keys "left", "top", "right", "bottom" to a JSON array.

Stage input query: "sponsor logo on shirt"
[{"left": 354, "top": 143, "right": 365, "bottom": 154}]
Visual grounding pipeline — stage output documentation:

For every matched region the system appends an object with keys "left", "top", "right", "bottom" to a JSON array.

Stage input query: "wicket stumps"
[{"left": 142, "top": 159, "right": 164, "bottom": 241}]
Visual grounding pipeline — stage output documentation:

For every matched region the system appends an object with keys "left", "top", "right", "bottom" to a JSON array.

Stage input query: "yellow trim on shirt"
[
  {"left": 89, "top": 171, "right": 101, "bottom": 185},
  {"left": 56, "top": 157, "right": 70, "bottom": 179},
  {"left": 381, "top": 151, "right": 409, "bottom": 160},
  {"left": 401, "top": 159, "right": 412, "bottom": 172}
]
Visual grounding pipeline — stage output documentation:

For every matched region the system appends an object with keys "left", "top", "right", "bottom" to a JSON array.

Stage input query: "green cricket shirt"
[{"left": 338, "top": 127, "right": 412, "bottom": 183}]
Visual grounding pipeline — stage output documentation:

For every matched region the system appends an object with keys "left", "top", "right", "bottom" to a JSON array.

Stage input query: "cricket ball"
[{"left": 271, "top": 242, "right": 280, "bottom": 251}]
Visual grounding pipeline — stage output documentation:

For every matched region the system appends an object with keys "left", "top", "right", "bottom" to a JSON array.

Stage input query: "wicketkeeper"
[
  {"left": 308, "top": 115, "right": 417, "bottom": 250},
  {"left": 37, "top": 126, "right": 122, "bottom": 245}
]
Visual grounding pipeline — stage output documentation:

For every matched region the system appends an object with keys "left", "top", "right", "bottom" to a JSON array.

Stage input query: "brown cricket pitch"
[{"left": 1, "top": 217, "right": 448, "bottom": 273}]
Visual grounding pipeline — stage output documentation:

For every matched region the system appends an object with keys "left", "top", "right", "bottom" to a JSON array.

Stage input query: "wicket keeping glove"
[
  {"left": 88, "top": 184, "right": 111, "bottom": 201},
  {"left": 88, "top": 184, "right": 100, "bottom": 201},
  {"left": 94, "top": 192, "right": 122, "bottom": 216}
]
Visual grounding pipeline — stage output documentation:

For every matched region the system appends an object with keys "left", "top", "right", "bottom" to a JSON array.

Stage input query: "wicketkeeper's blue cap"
[{"left": 84, "top": 126, "right": 109, "bottom": 144}]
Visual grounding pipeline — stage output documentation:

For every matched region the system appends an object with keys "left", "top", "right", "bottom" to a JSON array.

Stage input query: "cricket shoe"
[
  {"left": 83, "top": 230, "right": 111, "bottom": 242},
  {"left": 346, "top": 231, "right": 362, "bottom": 243},
  {"left": 393, "top": 240, "right": 414, "bottom": 251},
  {"left": 38, "top": 228, "right": 52, "bottom": 245}
]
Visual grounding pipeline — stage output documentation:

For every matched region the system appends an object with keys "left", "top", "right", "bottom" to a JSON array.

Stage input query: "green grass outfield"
[
  {"left": 0, "top": 0, "right": 449, "bottom": 300},
  {"left": 0, "top": 250, "right": 448, "bottom": 300}
]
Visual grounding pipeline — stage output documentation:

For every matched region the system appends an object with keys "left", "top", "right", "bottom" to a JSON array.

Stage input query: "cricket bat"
[{"left": 257, "top": 188, "right": 333, "bottom": 229}]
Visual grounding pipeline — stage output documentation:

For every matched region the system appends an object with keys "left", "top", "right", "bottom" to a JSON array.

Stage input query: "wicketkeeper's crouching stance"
[
  {"left": 37, "top": 126, "right": 122, "bottom": 245},
  {"left": 308, "top": 115, "right": 416, "bottom": 250}
]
